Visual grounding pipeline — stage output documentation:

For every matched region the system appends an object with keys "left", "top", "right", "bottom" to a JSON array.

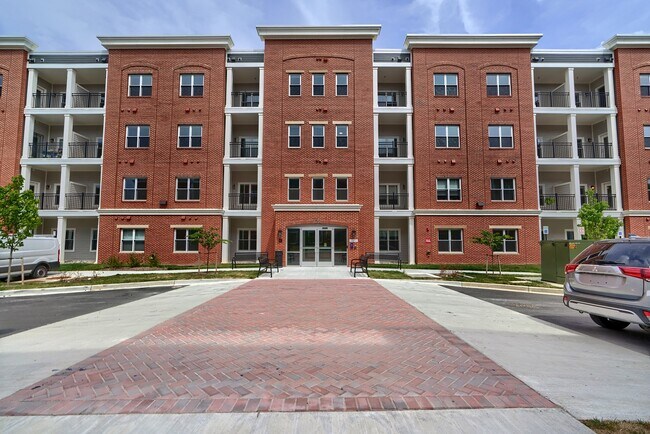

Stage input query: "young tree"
[
  {"left": 578, "top": 189, "right": 621, "bottom": 240},
  {"left": 190, "top": 227, "right": 229, "bottom": 272},
  {"left": 471, "top": 230, "right": 512, "bottom": 274},
  {"left": 0, "top": 176, "right": 41, "bottom": 283}
]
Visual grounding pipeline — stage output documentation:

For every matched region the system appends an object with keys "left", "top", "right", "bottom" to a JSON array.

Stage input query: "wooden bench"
[
  {"left": 232, "top": 251, "right": 267, "bottom": 269},
  {"left": 350, "top": 252, "right": 402, "bottom": 277},
  {"left": 257, "top": 254, "right": 279, "bottom": 277}
]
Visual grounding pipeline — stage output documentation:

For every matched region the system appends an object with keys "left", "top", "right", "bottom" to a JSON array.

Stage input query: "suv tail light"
[
  {"left": 565, "top": 263, "right": 578, "bottom": 274},
  {"left": 619, "top": 266, "right": 650, "bottom": 281}
]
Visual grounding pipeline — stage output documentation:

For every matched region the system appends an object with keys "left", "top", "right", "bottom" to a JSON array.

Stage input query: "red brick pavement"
[{"left": 0, "top": 280, "right": 554, "bottom": 415}]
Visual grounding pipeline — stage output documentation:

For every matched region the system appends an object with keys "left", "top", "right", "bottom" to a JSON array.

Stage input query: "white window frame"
[
  {"left": 120, "top": 228, "right": 145, "bottom": 253},
  {"left": 64, "top": 228, "right": 75, "bottom": 252},
  {"left": 176, "top": 177, "right": 200, "bottom": 201},
  {"left": 490, "top": 178, "right": 516, "bottom": 202},
  {"left": 173, "top": 228, "right": 199, "bottom": 253},
  {"left": 289, "top": 73, "right": 301, "bottom": 96},
  {"left": 179, "top": 73, "right": 204, "bottom": 97},
  {"left": 125, "top": 125, "right": 150, "bottom": 148},
  {"left": 288, "top": 125, "right": 301, "bottom": 148},
  {"left": 237, "top": 183, "right": 258, "bottom": 205},
  {"left": 435, "top": 125, "right": 460, "bottom": 148},
  {"left": 335, "top": 177, "right": 348, "bottom": 202},
  {"left": 237, "top": 229, "right": 257, "bottom": 252},
  {"left": 436, "top": 178, "right": 462, "bottom": 202},
  {"left": 93, "top": 183, "right": 101, "bottom": 207},
  {"left": 487, "top": 73, "right": 511, "bottom": 96},
  {"left": 488, "top": 125, "right": 514, "bottom": 148},
  {"left": 123, "top": 177, "right": 147, "bottom": 201},
  {"left": 90, "top": 228, "right": 98, "bottom": 252},
  {"left": 177, "top": 125, "right": 202, "bottom": 148},
  {"left": 312, "top": 124, "right": 325, "bottom": 148},
  {"left": 128, "top": 74, "right": 152, "bottom": 97},
  {"left": 433, "top": 73, "right": 458, "bottom": 96},
  {"left": 493, "top": 228, "right": 519, "bottom": 253},
  {"left": 437, "top": 228, "right": 463, "bottom": 253},
  {"left": 644, "top": 125, "right": 650, "bottom": 149},
  {"left": 0, "top": 74, "right": 3, "bottom": 98},
  {"left": 312, "top": 177, "right": 325, "bottom": 201},
  {"left": 312, "top": 73, "right": 325, "bottom": 96},
  {"left": 641, "top": 74, "right": 650, "bottom": 96},
  {"left": 288, "top": 177, "right": 300, "bottom": 201},
  {"left": 335, "top": 124, "right": 348, "bottom": 148},
  {"left": 53, "top": 184, "right": 61, "bottom": 206},
  {"left": 336, "top": 73, "right": 348, "bottom": 96},
  {"left": 379, "top": 229, "right": 400, "bottom": 253},
  {"left": 565, "top": 229, "right": 575, "bottom": 241}
]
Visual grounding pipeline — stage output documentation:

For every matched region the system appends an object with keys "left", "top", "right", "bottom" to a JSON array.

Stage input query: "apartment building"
[{"left": 0, "top": 27, "right": 648, "bottom": 266}]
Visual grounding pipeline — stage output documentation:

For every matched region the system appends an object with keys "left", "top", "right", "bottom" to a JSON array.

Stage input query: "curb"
[{"left": 436, "top": 280, "right": 563, "bottom": 295}]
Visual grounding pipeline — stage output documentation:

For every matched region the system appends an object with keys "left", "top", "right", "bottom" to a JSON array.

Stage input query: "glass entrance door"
[
  {"left": 318, "top": 229, "right": 332, "bottom": 265},
  {"left": 302, "top": 229, "right": 316, "bottom": 265}
]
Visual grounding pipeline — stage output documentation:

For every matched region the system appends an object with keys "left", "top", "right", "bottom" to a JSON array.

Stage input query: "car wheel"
[
  {"left": 31, "top": 264, "right": 49, "bottom": 279},
  {"left": 589, "top": 314, "right": 630, "bottom": 330}
]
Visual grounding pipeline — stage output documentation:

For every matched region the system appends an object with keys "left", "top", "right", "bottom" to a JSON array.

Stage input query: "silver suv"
[{"left": 563, "top": 238, "right": 650, "bottom": 331}]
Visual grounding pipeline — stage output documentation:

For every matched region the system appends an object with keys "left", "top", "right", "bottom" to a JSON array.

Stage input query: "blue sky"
[{"left": 1, "top": 0, "right": 648, "bottom": 51}]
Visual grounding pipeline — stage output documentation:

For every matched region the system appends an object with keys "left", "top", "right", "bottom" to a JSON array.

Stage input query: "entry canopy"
[{"left": 257, "top": 25, "right": 381, "bottom": 41}]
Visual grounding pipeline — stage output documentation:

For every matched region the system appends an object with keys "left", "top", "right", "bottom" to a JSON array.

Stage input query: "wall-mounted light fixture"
[
  {"left": 277, "top": 230, "right": 283, "bottom": 243},
  {"left": 351, "top": 229, "right": 357, "bottom": 239}
]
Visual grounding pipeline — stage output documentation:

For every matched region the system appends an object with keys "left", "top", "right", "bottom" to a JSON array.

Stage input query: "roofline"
[
  {"left": 532, "top": 48, "right": 612, "bottom": 55},
  {"left": 603, "top": 34, "right": 650, "bottom": 50},
  {"left": 257, "top": 25, "right": 381, "bottom": 41},
  {"left": 404, "top": 34, "right": 542, "bottom": 50},
  {"left": 30, "top": 51, "right": 108, "bottom": 56},
  {"left": 0, "top": 37, "right": 37, "bottom": 52},
  {"left": 97, "top": 35, "right": 234, "bottom": 50}
]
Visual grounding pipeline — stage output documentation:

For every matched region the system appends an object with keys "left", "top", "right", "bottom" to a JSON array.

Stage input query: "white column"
[
  {"left": 59, "top": 165, "right": 70, "bottom": 211},
  {"left": 611, "top": 165, "right": 623, "bottom": 211},
  {"left": 25, "top": 69, "right": 38, "bottom": 109},
  {"left": 224, "top": 113, "right": 232, "bottom": 158},
  {"left": 57, "top": 217, "right": 67, "bottom": 263},
  {"left": 374, "top": 217, "right": 380, "bottom": 253},
  {"left": 572, "top": 218, "right": 581, "bottom": 241},
  {"left": 531, "top": 67, "right": 536, "bottom": 106},
  {"left": 256, "top": 216, "right": 262, "bottom": 255},
  {"left": 405, "top": 67, "right": 412, "bottom": 108},
  {"left": 605, "top": 68, "right": 615, "bottom": 108},
  {"left": 223, "top": 164, "right": 231, "bottom": 210},
  {"left": 566, "top": 68, "right": 576, "bottom": 108},
  {"left": 225, "top": 67, "right": 233, "bottom": 108},
  {"left": 257, "top": 114, "right": 263, "bottom": 159},
  {"left": 221, "top": 216, "right": 230, "bottom": 263},
  {"left": 65, "top": 69, "right": 76, "bottom": 109},
  {"left": 62, "top": 114, "right": 73, "bottom": 158},
  {"left": 21, "top": 166, "right": 31, "bottom": 190},
  {"left": 408, "top": 216, "right": 415, "bottom": 265},
  {"left": 607, "top": 114, "right": 620, "bottom": 159},
  {"left": 568, "top": 114, "right": 577, "bottom": 159},
  {"left": 407, "top": 164, "right": 414, "bottom": 210},
  {"left": 372, "top": 67, "right": 379, "bottom": 108},
  {"left": 22, "top": 114, "right": 34, "bottom": 157},
  {"left": 571, "top": 164, "right": 581, "bottom": 211},
  {"left": 258, "top": 67, "right": 264, "bottom": 108},
  {"left": 374, "top": 164, "right": 380, "bottom": 211},
  {"left": 406, "top": 113, "right": 413, "bottom": 158},
  {"left": 256, "top": 164, "right": 262, "bottom": 212},
  {"left": 373, "top": 114, "right": 379, "bottom": 159}
]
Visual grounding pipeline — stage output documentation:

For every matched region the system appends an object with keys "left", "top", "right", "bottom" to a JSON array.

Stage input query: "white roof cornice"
[
  {"left": 97, "top": 36, "right": 234, "bottom": 50},
  {"left": 0, "top": 37, "right": 37, "bottom": 52},
  {"left": 603, "top": 34, "right": 650, "bottom": 50},
  {"left": 257, "top": 25, "right": 381, "bottom": 41},
  {"left": 404, "top": 34, "right": 542, "bottom": 50}
]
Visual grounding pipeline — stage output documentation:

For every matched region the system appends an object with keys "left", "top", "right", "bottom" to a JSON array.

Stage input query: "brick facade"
[{"left": 0, "top": 49, "right": 28, "bottom": 185}]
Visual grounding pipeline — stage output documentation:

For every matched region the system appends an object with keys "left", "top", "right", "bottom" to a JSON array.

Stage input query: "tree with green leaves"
[
  {"left": 471, "top": 229, "right": 512, "bottom": 274},
  {"left": 0, "top": 176, "right": 41, "bottom": 283},
  {"left": 190, "top": 227, "right": 229, "bottom": 272},
  {"left": 578, "top": 189, "right": 621, "bottom": 240}
]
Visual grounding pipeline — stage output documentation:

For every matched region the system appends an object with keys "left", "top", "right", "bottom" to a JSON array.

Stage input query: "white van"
[{"left": 0, "top": 236, "right": 60, "bottom": 280}]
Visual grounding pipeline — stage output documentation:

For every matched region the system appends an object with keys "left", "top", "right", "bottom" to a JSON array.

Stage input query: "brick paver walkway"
[{"left": 0, "top": 280, "right": 554, "bottom": 415}]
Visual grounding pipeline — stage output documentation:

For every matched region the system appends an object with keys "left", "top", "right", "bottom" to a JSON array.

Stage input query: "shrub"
[
  {"left": 127, "top": 254, "right": 143, "bottom": 268},
  {"left": 103, "top": 255, "right": 124, "bottom": 269},
  {"left": 147, "top": 252, "right": 161, "bottom": 268}
]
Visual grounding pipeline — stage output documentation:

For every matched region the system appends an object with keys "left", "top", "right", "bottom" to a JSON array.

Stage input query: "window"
[
  {"left": 379, "top": 184, "right": 400, "bottom": 207},
  {"left": 126, "top": 125, "right": 150, "bottom": 148},
  {"left": 436, "top": 178, "right": 461, "bottom": 201},
  {"left": 312, "top": 125, "right": 325, "bottom": 148},
  {"left": 434, "top": 73, "right": 458, "bottom": 96},
  {"left": 336, "top": 73, "right": 348, "bottom": 96},
  {"left": 435, "top": 125, "right": 460, "bottom": 148},
  {"left": 128, "top": 74, "right": 152, "bottom": 97},
  {"left": 178, "top": 125, "right": 202, "bottom": 148},
  {"left": 64, "top": 229, "right": 75, "bottom": 252},
  {"left": 288, "top": 125, "right": 301, "bottom": 148},
  {"left": 487, "top": 73, "right": 511, "bottom": 96},
  {"left": 336, "top": 178, "right": 348, "bottom": 201},
  {"left": 312, "top": 178, "right": 324, "bottom": 201},
  {"left": 491, "top": 178, "right": 516, "bottom": 201},
  {"left": 648, "top": 179, "right": 650, "bottom": 201},
  {"left": 438, "top": 229, "right": 463, "bottom": 253},
  {"left": 493, "top": 229, "right": 518, "bottom": 253},
  {"left": 288, "top": 178, "right": 300, "bottom": 201},
  {"left": 121, "top": 229, "right": 145, "bottom": 252},
  {"left": 289, "top": 73, "right": 301, "bottom": 96},
  {"left": 180, "top": 74, "right": 204, "bottom": 96},
  {"left": 488, "top": 125, "right": 514, "bottom": 148},
  {"left": 379, "top": 229, "right": 400, "bottom": 252},
  {"left": 336, "top": 125, "right": 348, "bottom": 148},
  {"left": 238, "top": 229, "right": 257, "bottom": 251},
  {"left": 174, "top": 229, "right": 199, "bottom": 252},
  {"left": 238, "top": 183, "right": 257, "bottom": 205},
  {"left": 645, "top": 125, "right": 650, "bottom": 149},
  {"left": 176, "top": 177, "right": 200, "bottom": 201},
  {"left": 0, "top": 74, "right": 3, "bottom": 97},
  {"left": 312, "top": 73, "right": 324, "bottom": 96},
  {"left": 123, "top": 177, "right": 147, "bottom": 201},
  {"left": 641, "top": 74, "right": 650, "bottom": 97},
  {"left": 93, "top": 184, "right": 101, "bottom": 207},
  {"left": 90, "top": 228, "right": 98, "bottom": 252}
]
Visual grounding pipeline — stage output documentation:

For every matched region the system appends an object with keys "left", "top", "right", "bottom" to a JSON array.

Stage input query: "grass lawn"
[
  {"left": 370, "top": 263, "right": 541, "bottom": 273},
  {"left": 436, "top": 272, "right": 554, "bottom": 288},
  {"left": 583, "top": 419, "right": 650, "bottom": 434},
  {"left": 59, "top": 263, "right": 260, "bottom": 272},
  {"left": 0, "top": 270, "right": 257, "bottom": 291},
  {"left": 367, "top": 270, "right": 411, "bottom": 279}
]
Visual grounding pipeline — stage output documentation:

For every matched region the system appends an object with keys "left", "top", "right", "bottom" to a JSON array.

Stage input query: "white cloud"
[
  {"left": 457, "top": 0, "right": 482, "bottom": 33},
  {"left": 411, "top": 0, "right": 445, "bottom": 33},
  {"left": 410, "top": 0, "right": 483, "bottom": 34}
]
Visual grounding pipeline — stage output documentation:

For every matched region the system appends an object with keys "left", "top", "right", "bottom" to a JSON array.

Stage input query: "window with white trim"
[
  {"left": 336, "top": 177, "right": 348, "bottom": 201},
  {"left": 126, "top": 125, "right": 150, "bottom": 148},
  {"left": 123, "top": 177, "right": 147, "bottom": 201},
  {"left": 336, "top": 73, "right": 348, "bottom": 96},
  {"left": 312, "top": 125, "right": 325, "bottom": 148},
  {"left": 312, "top": 177, "right": 324, "bottom": 201},
  {"left": 435, "top": 125, "right": 460, "bottom": 148},
  {"left": 238, "top": 183, "right": 258, "bottom": 205},
  {"left": 64, "top": 229, "right": 75, "bottom": 252},
  {"left": 436, "top": 178, "right": 461, "bottom": 201},
  {"left": 336, "top": 125, "right": 348, "bottom": 148},
  {"left": 491, "top": 178, "right": 516, "bottom": 201},
  {"left": 644, "top": 125, "right": 650, "bottom": 149},
  {"left": 488, "top": 125, "right": 514, "bottom": 148},
  {"left": 487, "top": 73, "right": 511, "bottom": 96},
  {"left": 176, "top": 177, "right": 200, "bottom": 201},
  {"left": 434, "top": 73, "right": 458, "bottom": 96},
  {"left": 178, "top": 125, "right": 202, "bottom": 148},
  {"left": 438, "top": 229, "right": 463, "bottom": 253},
  {"left": 312, "top": 73, "right": 324, "bottom": 96},
  {"left": 641, "top": 74, "right": 650, "bottom": 96},
  {"left": 0, "top": 74, "right": 3, "bottom": 97},
  {"left": 90, "top": 228, "right": 98, "bottom": 252},
  {"left": 288, "top": 125, "right": 301, "bottom": 148},
  {"left": 180, "top": 73, "right": 204, "bottom": 96},
  {"left": 238, "top": 229, "right": 257, "bottom": 251},
  {"left": 121, "top": 228, "right": 145, "bottom": 252},
  {"left": 379, "top": 229, "right": 399, "bottom": 252},
  {"left": 128, "top": 74, "right": 152, "bottom": 97},
  {"left": 647, "top": 178, "right": 650, "bottom": 201},
  {"left": 289, "top": 73, "right": 301, "bottom": 96},
  {"left": 174, "top": 229, "right": 199, "bottom": 252},
  {"left": 492, "top": 229, "right": 518, "bottom": 253},
  {"left": 288, "top": 178, "right": 300, "bottom": 201}
]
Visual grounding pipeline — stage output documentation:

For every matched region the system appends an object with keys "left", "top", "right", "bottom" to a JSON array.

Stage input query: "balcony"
[
  {"left": 575, "top": 91, "right": 609, "bottom": 108},
  {"left": 377, "top": 91, "right": 407, "bottom": 107},
  {"left": 28, "top": 142, "right": 102, "bottom": 159},
  {"left": 32, "top": 93, "right": 65, "bottom": 108},
  {"left": 578, "top": 143, "right": 613, "bottom": 159},
  {"left": 29, "top": 143, "right": 62, "bottom": 158},
  {"left": 231, "top": 91, "right": 260, "bottom": 107},
  {"left": 534, "top": 91, "right": 570, "bottom": 108},
  {"left": 230, "top": 141, "right": 258, "bottom": 158},
  {"left": 378, "top": 141, "right": 407, "bottom": 158},
  {"left": 229, "top": 193, "right": 257, "bottom": 210},
  {"left": 65, "top": 193, "right": 100, "bottom": 210},
  {"left": 537, "top": 141, "right": 572, "bottom": 159},
  {"left": 36, "top": 193, "right": 59, "bottom": 210},
  {"left": 71, "top": 92, "right": 105, "bottom": 108},
  {"left": 379, "top": 193, "right": 408, "bottom": 210},
  {"left": 539, "top": 194, "right": 575, "bottom": 210},
  {"left": 581, "top": 194, "right": 616, "bottom": 210}
]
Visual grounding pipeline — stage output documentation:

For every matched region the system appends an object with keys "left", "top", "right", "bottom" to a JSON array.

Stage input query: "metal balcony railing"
[
  {"left": 68, "top": 142, "right": 103, "bottom": 158},
  {"left": 28, "top": 143, "right": 62, "bottom": 158},
  {"left": 581, "top": 194, "right": 616, "bottom": 210},
  {"left": 379, "top": 193, "right": 408, "bottom": 210},
  {"left": 229, "top": 193, "right": 257, "bottom": 210},
  {"left": 231, "top": 91, "right": 260, "bottom": 107},
  {"left": 71, "top": 92, "right": 105, "bottom": 108},
  {"left": 575, "top": 91, "right": 609, "bottom": 108},
  {"left": 537, "top": 141, "right": 572, "bottom": 158},
  {"left": 577, "top": 143, "right": 613, "bottom": 159},
  {"left": 539, "top": 194, "right": 576, "bottom": 210},
  {"left": 377, "top": 91, "right": 407, "bottom": 107},
  {"left": 230, "top": 142, "right": 259, "bottom": 158},
  {"left": 534, "top": 91, "right": 570, "bottom": 107},
  {"left": 32, "top": 92, "right": 66, "bottom": 108},
  {"left": 378, "top": 141, "right": 408, "bottom": 158},
  {"left": 65, "top": 193, "right": 100, "bottom": 210},
  {"left": 35, "top": 193, "right": 59, "bottom": 210}
]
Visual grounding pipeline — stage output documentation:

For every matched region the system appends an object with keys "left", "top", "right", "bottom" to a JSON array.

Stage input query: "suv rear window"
[{"left": 573, "top": 242, "right": 650, "bottom": 268}]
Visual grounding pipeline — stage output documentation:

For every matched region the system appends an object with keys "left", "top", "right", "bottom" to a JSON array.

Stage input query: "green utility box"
[{"left": 540, "top": 240, "right": 594, "bottom": 283}]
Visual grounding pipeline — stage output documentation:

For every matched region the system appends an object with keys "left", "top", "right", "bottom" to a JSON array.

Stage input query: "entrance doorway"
[{"left": 286, "top": 226, "right": 347, "bottom": 266}]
